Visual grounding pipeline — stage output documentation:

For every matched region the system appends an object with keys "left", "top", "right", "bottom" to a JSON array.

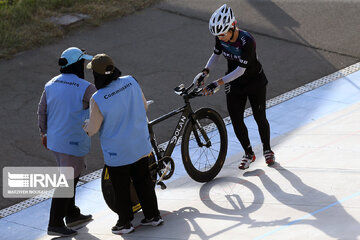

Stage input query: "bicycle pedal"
[{"left": 157, "top": 181, "right": 167, "bottom": 190}]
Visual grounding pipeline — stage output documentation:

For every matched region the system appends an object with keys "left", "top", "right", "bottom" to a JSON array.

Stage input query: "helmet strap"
[{"left": 230, "top": 26, "right": 236, "bottom": 41}]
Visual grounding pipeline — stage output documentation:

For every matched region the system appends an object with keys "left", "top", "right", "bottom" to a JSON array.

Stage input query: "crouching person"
[{"left": 83, "top": 54, "right": 163, "bottom": 234}]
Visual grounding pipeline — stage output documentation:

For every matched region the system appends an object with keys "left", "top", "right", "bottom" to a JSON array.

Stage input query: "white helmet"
[{"left": 209, "top": 4, "right": 236, "bottom": 36}]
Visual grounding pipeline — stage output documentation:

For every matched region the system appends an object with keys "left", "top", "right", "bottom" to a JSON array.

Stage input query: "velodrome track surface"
[
  {"left": 1, "top": 63, "right": 360, "bottom": 240},
  {"left": 0, "top": 0, "right": 359, "bottom": 209},
  {"left": 1, "top": 0, "right": 360, "bottom": 210}
]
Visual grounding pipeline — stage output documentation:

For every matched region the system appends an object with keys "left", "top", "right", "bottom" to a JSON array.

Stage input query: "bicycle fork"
[{"left": 192, "top": 118, "right": 211, "bottom": 148}]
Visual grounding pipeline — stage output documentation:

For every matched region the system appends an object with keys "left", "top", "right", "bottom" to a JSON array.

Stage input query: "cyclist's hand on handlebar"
[
  {"left": 203, "top": 79, "right": 223, "bottom": 96},
  {"left": 193, "top": 72, "right": 207, "bottom": 87},
  {"left": 203, "top": 81, "right": 219, "bottom": 96},
  {"left": 193, "top": 68, "right": 209, "bottom": 87}
]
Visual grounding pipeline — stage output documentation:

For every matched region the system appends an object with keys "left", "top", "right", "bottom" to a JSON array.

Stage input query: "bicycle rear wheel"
[
  {"left": 181, "top": 108, "right": 227, "bottom": 182},
  {"left": 101, "top": 165, "right": 141, "bottom": 214}
]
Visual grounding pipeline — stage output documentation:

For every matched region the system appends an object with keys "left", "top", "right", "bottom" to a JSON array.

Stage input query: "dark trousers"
[
  {"left": 107, "top": 156, "right": 160, "bottom": 226},
  {"left": 48, "top": 176, "right": 80, "bottom": 227},
  {"left": 226, "top": 84, "right": 271, "bottom": 154}
]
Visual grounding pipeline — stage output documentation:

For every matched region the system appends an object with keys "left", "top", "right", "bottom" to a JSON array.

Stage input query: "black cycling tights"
[{"left": 226, "top": 85, "right": 271, "bottom": 155}]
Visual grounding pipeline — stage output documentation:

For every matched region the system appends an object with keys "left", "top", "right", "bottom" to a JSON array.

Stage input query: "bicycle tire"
[
  {"left": 101, "top": 165, "right": 141, "bottom": 214},
  {"left": 101, "top": 153, "right": 157, "bottom": 213},
  {"left": 181, "top": 108, "right": 227, "bottom": 182}
]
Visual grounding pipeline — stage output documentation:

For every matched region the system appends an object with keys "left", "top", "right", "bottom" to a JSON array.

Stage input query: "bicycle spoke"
[
  {"left": 189, "top": 144, "right": 219, "bottom": 171},
  {"left": 208, "top": 147, "right": 220, "bottom": 153},
  {"left": 208, "top": 147, "right": 218, "bottom": 160}
]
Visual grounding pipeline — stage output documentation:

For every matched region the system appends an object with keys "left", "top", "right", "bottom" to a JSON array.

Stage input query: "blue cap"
[{"left": 59, "top": 47, "right": 93, "bottom": 68}]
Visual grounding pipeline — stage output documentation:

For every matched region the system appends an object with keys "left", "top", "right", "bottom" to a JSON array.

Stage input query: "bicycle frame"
[
  {"left": 148, "top": 87, "right": 213, "bottom": 162},
  {"left": 147, "top": 84, "right": 216, "bottom": 185},
  {"left": 148, "top": 101, "right": 194, "bottom": 161}
]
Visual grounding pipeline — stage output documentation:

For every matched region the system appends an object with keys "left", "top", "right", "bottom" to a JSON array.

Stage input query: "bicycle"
[{"left": 101, "top": 82, "right": 228, "bottom": 213}]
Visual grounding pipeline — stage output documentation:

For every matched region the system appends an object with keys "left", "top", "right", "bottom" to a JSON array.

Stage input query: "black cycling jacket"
[{"left": 214, "top": 29, "right": 268, "bottom": 94}]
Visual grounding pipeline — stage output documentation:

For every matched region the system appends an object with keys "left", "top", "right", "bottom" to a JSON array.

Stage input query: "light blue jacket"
[
  {"left": 93, "top": 75, "right": 151, "bottom": 167},
  {"left": 45, "top": 74, "right": 91, "bottom": 156}
]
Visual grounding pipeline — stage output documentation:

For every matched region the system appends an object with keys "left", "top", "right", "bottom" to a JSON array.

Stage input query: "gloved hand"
[
  {"left": 203, "top": 81, "right": 220, "bottom": 96},
  {"left": 193, "top": 68, "right": 209, "bottom": 87},
  {"left": 41, "top": 134, "right": 48, "bottom": 150}
]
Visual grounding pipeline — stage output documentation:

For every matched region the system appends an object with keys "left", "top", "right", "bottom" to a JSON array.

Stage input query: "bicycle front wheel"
[{"left": 181, "top": 108, "right": 227, "bottom": 182}]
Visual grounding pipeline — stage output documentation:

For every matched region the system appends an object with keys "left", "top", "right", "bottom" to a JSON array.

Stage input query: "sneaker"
[
  {"left": 238, "top": 153, "right": 256, "bottom": 170},
  {"left": 48, "top": 226, "right": 77, "bottom": 237},
  {"left": 264, "top": 150, "right": 275, "bottom": 166},
  {"left": 141, "top": 215, "right": 164, "bottom": 226},
  {"left": 111, "top": 222, "right": 134, "bottom": 234},
  {"left": 66, "top": 213, "right": 93, "bottom": 227}
]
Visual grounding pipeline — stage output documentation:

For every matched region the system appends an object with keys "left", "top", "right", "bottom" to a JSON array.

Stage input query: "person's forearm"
[
  {"left": 221, "top": 66, "right": 246, "bottom": 84},
  {"left": 142, "top": 90, "right": 148, "bottom": 112},
  {"left": 37, "top": 90, "right": 47, "bottom": 134},
  {"left": 204, "top": 53, "right": 221, "bottom": 72},
  {"left": 83, "top": 98, "right": 103, "bottom": 136}
]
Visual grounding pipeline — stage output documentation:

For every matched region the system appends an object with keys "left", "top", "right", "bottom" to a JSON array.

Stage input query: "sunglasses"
[{"left": 77, "top": 49, "right": 87, "bottom": 61}]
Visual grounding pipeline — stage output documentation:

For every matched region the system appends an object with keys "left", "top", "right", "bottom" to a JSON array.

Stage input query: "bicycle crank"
[{"left": 156, "top": 156, "right": 175, "bottom": 189}]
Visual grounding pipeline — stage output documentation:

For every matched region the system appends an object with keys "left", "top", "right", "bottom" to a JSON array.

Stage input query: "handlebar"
[{"left": 174, "top": 83, "right": 203, "bottom": 99}]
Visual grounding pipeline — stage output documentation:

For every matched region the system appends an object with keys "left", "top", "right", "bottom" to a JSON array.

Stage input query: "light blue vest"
[
  {"left": 92, "top": 75, "right": 151, "bottom": 167},
  {"left": 45, "top": 74, "right": 91, "bottom": 156}
]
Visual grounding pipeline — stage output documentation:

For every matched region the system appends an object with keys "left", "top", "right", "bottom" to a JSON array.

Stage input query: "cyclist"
[
  {"left": 196, "top": 4, "right": 275, "bottom": 169},
  {"left": 83, "top": 53, "right": 163, "bottom": 234}
]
